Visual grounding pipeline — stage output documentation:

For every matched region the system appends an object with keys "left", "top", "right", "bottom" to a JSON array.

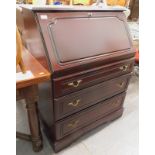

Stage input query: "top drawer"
[{"left": 53, "top": 58, "right": 134, "bottom": 97}]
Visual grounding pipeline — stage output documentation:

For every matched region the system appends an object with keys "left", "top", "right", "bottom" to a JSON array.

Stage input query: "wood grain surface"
[{"left": 16, "top": 48, "right": 51, "bottom": 89}]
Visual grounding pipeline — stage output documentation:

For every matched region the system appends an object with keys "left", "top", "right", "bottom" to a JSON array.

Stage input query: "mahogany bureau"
[{"left": 17, "top": 5, "right": 135, "bottom": 152}]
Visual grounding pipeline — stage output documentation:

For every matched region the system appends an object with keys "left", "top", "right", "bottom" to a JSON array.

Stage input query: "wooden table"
[{"left": 16, "top": 48, "right": 51, "bottom": 152}]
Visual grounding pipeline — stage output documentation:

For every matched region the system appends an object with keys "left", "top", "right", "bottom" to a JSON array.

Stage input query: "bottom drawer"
[{"left": 55, "top": 92, "right": 126, "bottom": 140}]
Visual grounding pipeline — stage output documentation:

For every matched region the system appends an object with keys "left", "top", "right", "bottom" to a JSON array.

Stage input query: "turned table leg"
[{"left": 20, "top": 85, "right": 43, "bottom": 152}]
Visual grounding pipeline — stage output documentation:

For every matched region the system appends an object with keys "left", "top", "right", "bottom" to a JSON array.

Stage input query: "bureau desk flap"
[
  {"left": 48, "top": 16, "right": 130, "bottom": 63},
  {"left": 36, "top": 11, "right": 134, "bottom": 76},
  {"left": 54, "top": 74, "right": 131, "bottom": 120}
]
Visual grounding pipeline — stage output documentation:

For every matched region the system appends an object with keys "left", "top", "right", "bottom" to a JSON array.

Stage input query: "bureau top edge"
[{"left": 18, "top": 4, "right": 126, "bottom": 12}]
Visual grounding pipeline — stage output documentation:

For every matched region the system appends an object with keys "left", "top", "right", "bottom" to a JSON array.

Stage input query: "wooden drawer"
[
  {"left": 54, "top": 74, "right": 130, "bottom": 120},
  {"left": 53, "top": 58, "right": 134, "bottom": 97},
  {"left": 54, "top": 93, "right": 126, "bottom": 140}
]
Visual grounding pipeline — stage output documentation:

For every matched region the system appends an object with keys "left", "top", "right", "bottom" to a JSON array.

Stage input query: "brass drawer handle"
[
  {"left": 119, "top": 65, "right": 128, "bottom": 72},
  {"left": 68, "top": 80, "right": 82, "bottom": 88},
  {"left": 68, "top": 120, "right": 79, "bottom": 128},
  {"left": 68, "top": 99, "right": 80, "bottom": 107},
  {"left": 117, "top": 82, "right": 125, "bottom": 88}
]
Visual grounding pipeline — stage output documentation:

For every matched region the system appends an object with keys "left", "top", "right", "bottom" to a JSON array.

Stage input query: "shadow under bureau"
[{"left": 17, "top": 5, "right": 135, "bottom": 152}]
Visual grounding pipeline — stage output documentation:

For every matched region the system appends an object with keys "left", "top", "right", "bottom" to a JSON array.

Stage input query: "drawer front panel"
[
  {"left": 54, "top": 74, "right": 130, "bottom": 120},
  {"left": 55, "top": 93, "right": 126, "bottom": 140},
  {"left": 53, "top": 58, "right": 134, "bottom": 97}
]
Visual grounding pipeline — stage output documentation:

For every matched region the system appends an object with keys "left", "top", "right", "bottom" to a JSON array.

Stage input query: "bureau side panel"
[{"left": 17, "top": 7, "right": 51, "bottom": 71}]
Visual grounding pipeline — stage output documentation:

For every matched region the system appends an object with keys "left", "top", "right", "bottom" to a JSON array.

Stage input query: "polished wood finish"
[
  {"left": 16, "top": 26, "right": 26, "bottom": 73},
  {"left": 55, "top": 93, "right": 126, "bottom": 140},
  {"left": 45, "top": 108, "right": 124, "bottom": 152},
  {"left": 36, "top": 11, "right": 134, "bottom": 77},
  {"left": 17, "top": 85, "right": 43, "bottom": 152},
  {"left": 16, "top": 48, "right": 51, "bottom": 152},
  {"left": 54, "top": 74, "right": 130, "bottom": 120},
  {"left": 47, "top": 13, "right": 130, "bottom": 62},
  {"left": 16, "top": 48, "right": 51, "bottom": 89},
  {"left": 17, "top": 6, "right": 135, "bottom": 152},
  {"left": 16, "top": 7, "right": 50, "bottom": 71},
  {"left": 53, "top": 58, "right": 134, "bottom": 97}
]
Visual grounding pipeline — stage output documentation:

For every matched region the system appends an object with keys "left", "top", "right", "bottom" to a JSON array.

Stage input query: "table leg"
[{"left": 21, "top": 85, "right": 43, "bottom": 152}]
